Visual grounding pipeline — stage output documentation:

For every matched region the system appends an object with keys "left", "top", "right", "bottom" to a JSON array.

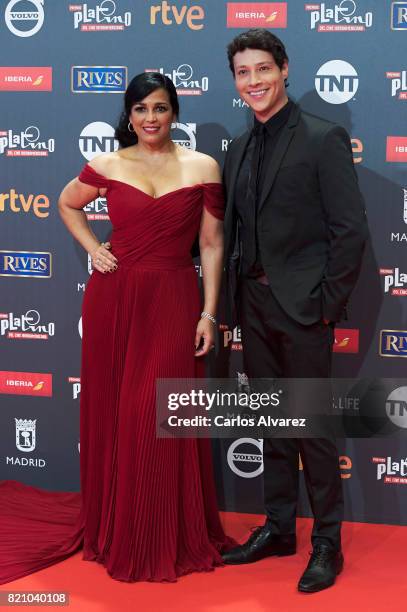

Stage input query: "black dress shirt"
[{"left": 235, "top": 99, "right": 293, "bottom": 276}]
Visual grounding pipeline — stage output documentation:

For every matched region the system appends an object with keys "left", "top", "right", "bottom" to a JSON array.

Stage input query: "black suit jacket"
[{"left": 223, "top": 101, "right": 368, "bottom": 326}]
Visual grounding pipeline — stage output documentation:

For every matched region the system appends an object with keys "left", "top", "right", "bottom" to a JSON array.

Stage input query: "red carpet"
[{"left": 1, "top": 512, "right": 406, "bottom": 611}]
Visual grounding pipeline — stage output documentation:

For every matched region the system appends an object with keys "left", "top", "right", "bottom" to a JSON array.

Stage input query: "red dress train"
[{"left": 0, "top": 164, "right": 233, "bottom": 584}]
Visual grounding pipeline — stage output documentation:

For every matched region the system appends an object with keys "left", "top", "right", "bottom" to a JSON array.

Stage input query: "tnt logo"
[
  {"left": 79, "top": 121, "right": 118, "bottom": 161},
  {"left": 386, "top": 387, "right": 407, "bottom": 428},
  {"left": 315, "top": 60, "right": 358, "bottom": 104}
]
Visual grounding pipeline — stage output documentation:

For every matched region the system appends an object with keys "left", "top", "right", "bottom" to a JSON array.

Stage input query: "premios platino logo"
[
  {"left": 0, "top": 126, "right": 54, "bottom": 157},
  {"left": 69, "top": 1, "right": 132, "bottom": 31},
  {"left": 146, "top": 65, "right": 208, "bottom": 96},
  {"left": 305, "top": 1, "right": 373, "bottom": 31}
]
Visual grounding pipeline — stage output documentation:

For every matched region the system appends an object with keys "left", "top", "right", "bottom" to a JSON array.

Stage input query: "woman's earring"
[{"left": 128, "top": 122, "right": 135, "bottom": 133}]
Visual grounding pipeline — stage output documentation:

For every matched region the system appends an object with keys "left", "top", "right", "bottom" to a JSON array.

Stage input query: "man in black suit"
[{"left": 222, "top": 29, "right": 368, "bottom": 593}]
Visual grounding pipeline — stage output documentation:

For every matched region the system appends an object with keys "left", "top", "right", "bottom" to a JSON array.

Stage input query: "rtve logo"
[
  {"left": 315, "top": 60, "right": 358, "bottom": 104},
  {"left": 150, "top": 2, "right": 205, "bottom": 30},
  {"left": 0, "top": 190, "right": 49, "bottom": 218}
]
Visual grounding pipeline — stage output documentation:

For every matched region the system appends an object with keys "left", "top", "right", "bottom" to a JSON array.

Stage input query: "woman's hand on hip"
[{"left": 90, "top": 242, "right": 118, "bottom": 274}]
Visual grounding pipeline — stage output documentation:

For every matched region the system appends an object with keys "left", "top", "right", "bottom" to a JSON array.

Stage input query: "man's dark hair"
[{"left": 227, "top": 28, "right": 289, "bottom": 76}]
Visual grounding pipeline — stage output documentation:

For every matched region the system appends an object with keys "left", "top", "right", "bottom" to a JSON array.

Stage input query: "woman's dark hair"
[
  {"left": 227, "top": 28, "right": 289, "bottom": 79},
  {"left": 115, "top": 72, "right": 179, "bottom": 148}
]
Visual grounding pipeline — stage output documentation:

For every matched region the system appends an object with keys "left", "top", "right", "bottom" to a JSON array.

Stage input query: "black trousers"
[{"left": 238, "top": 277, "right": 344, "bottom": 551}]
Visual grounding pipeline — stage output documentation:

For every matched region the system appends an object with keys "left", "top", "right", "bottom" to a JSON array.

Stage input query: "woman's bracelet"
[{"left": 201, "top": 311, "right": 216, "bottom": 325}]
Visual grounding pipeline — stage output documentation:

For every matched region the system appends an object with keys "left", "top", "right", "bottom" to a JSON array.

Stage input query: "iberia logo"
[
  {"left": 0, "top": 371, "right": 52, "bottom": 396},
  {"left": 227, "top": 2, "right": 287, "bottom": 28},
  {"left": 333, "top": 328, "right": 359, "bottom": 353},
  {"left": 0, "top": 67, "right": 52, "bottom": 91},
  {"left": 386, "top": 136, "right": 407, "bottom": 162}
]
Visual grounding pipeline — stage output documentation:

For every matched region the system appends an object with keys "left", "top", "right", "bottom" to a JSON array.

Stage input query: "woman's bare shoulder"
[
  {"left": 178, "top": 148, "right": 221, "bottom": 183},
  {"left": 86, "top": 151, "right": 128, "bottom": 177}
]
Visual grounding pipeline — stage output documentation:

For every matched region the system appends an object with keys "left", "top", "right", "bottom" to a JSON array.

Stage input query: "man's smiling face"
[{"left": 233, "top": 48, "right": 289, "bottom": 122}]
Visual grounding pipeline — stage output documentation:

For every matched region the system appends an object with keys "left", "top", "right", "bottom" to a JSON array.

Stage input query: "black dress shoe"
[
  {"left": 298, "top": 544, "right": 344, "bottom": 593},
  {"left": 221, "top": 524, "right": 296, "bottom": 565}
]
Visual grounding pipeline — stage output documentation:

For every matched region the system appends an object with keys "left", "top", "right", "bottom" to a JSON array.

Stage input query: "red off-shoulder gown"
[{"left": 0, "top": 164, "right": 233, "bottom": 584}]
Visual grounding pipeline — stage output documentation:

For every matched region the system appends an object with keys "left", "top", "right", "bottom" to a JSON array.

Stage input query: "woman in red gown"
[{"left": 0, "top": 72, "right": 233, "bottom": 584}]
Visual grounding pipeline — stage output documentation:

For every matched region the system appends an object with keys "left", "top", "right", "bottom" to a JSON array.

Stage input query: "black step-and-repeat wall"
[{"left": 1, "top": 1, "right": 406, "bottom": 525}]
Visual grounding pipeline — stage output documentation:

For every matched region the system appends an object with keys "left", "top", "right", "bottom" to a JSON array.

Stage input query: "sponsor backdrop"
[{"left": 0, "top": 0, "right": 406, "bottom": 525}]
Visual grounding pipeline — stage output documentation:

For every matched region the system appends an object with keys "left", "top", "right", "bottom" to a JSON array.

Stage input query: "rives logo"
[
  {"left": 69, "top": 1, "right": 132, "bottom": 31},
  {"left": 150, "top": 1, "right": 205, "bottom": 30},
  {"left": 391, "top": 2, "right": 407, "bottom": 30},
  {"left": 226, "top": 2, "right": 287, "bottom": 28},
  {"left": 71, "top": 66, "right": 127, "bottom": 93},
  {"left": 380, "top": 330, "right": 407, "bottom": 358},
  {"left": 0, "top": 371, "right": 52, "bottom": 396},
  {"left": 0, "top": 67, "right": 52, "bottom": 91},
  {"left": 0, "top": 251, "right": 52, "bottom": 278}
]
